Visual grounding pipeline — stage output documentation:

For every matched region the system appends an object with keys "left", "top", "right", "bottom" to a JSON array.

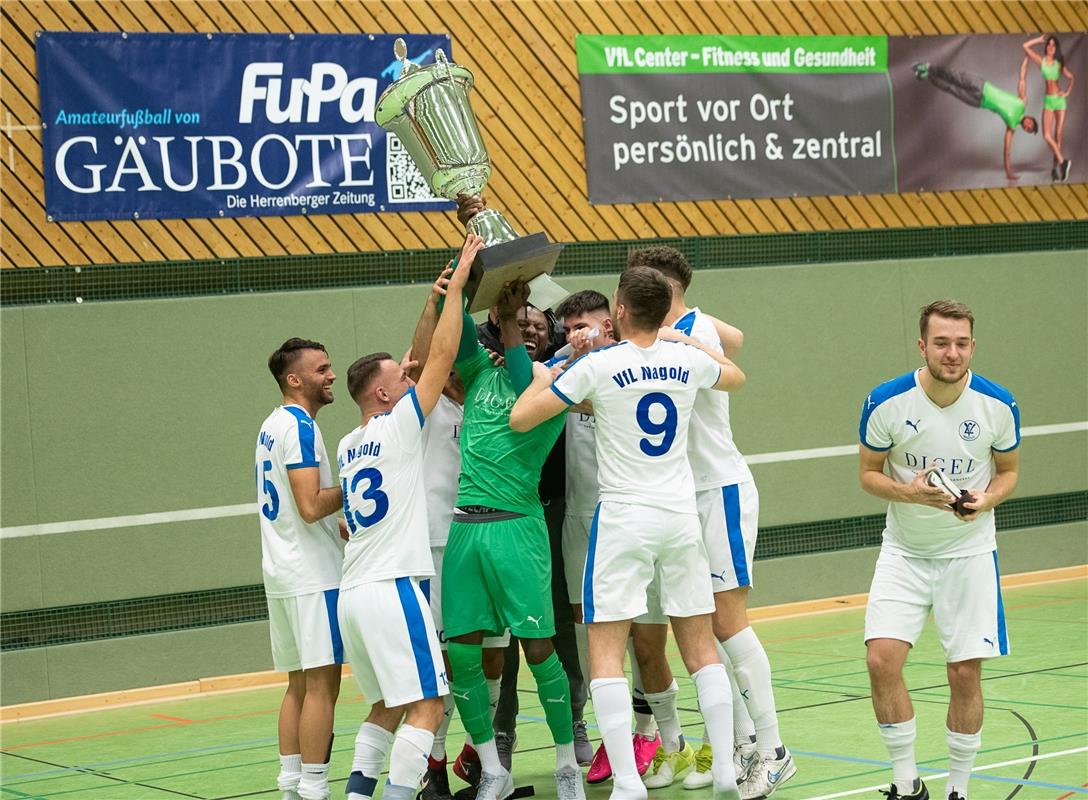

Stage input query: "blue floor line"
[{"left": 514, "top": 714, "right": 1087, "bottom": 793}]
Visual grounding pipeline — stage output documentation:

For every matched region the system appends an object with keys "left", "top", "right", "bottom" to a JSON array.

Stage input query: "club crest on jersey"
[{"left": 959, "top": 420, "right": 981, "bottom": 441}]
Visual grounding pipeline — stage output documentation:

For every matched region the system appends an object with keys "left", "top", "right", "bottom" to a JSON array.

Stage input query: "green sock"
[
  {"left": 447, "top": 643, "right": 495, "bottom": 745},
  {"left": 529, "top": 653, "right": 574, "bottom": 744}
]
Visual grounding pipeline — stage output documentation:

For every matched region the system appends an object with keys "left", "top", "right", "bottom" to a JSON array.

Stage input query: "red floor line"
[
  {"left": 150, "top": 714, "right": 193, "bottom": 723},
  {"left": 1054, "top": 781, "right": 1088, "bottom": 799}
]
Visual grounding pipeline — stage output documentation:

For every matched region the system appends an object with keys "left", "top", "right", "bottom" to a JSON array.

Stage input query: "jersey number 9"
[{"left": 636, "top": 392, "right": 678, "bottom": 456}]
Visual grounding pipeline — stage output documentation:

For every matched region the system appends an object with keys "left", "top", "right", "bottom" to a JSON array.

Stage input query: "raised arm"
[
  {"left": 658, "top": 326, "right": 745, "bottom": 391},
  {"left": 407, "top": 264, "right": 455, "bottom": 381},
  {"left": 705, "top": 313, "right": 744, "bottom": 358},
  {"left": 1022, "top": 35, "right": 1044, "bottom": 64},
  {"left": 510, "top": 361, "right": 568, "bottom": 431},
  {"left": 496, "top": 280, "right": 534, "bottom": 393},
  {"left": 414, "top": 235, "right": 485, "bottom": 416}
]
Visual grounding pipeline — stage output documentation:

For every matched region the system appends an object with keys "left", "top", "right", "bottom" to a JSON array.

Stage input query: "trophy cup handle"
[{"left": 434, "top": 48, "right": 450, "bottom": 78}]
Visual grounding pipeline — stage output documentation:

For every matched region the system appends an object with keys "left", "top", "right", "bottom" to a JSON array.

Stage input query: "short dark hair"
[
  {"left": 626, "top": 245, "right": 693, "bottom": 290},
  {"left": 617, "top": 267, "right": 672, "bottom": 331},
  {"left": 554, "top": 290, "right": 609, "bottom": 320},
  {"left": 268, "top": 338, "right": 327, "bottom": 391},
  {"left": 347, "top": 352, "right": 393, "bottom": 401},
  {"left": 919, "top": 300, "right": 974, "bottom": 339}
]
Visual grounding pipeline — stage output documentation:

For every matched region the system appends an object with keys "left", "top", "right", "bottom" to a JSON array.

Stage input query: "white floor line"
[{"left": 802, "top": 745, "right": 1088, "bottom": 799}]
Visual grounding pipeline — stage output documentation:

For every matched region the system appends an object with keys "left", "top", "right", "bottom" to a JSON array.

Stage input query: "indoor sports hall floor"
[{"left": 1, "top": 574, "right": 1084, "bottom": 800}]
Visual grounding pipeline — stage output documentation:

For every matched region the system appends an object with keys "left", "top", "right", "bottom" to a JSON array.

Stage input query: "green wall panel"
[
  {"left": 1, "top": 250, "right": 1084, "bottom": 615},
  {"left": 34, "top": 518, "right": 262, "bottom": 608},
  {"left": 11, "top": 622, "right": 273, "bottom": 706},
  {"left": 1, "top": 308, "right": 37, "bottom": 527},
  {"left": 0, "top": 536, "right": 43, "bottom": 613}
]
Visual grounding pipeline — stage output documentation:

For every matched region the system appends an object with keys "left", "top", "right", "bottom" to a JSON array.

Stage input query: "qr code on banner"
[{"left": 386, "top": 134, "right": 445, "bottom": 203}]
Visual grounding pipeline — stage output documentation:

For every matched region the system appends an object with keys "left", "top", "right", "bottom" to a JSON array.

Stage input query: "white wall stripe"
[{"left": 1, "top": 422, "right": 1083, "bottom": 539}]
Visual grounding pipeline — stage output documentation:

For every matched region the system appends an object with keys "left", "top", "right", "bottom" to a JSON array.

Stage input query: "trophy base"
[{"left": 465, "top": 232, "right": 565, "bottom": 313}]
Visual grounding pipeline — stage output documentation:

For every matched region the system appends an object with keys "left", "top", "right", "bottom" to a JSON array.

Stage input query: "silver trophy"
[{"left": 375, "top": 39, "right": 565, "bottom": 312}]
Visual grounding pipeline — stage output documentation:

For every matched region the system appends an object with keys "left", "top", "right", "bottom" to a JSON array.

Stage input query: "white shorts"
[
  {"left": 583, "top": 501, "right": 714, "bottom": 624},
  {"left": 339, "top": 577, "right": 449, "bottom": 707},
  {"left": 864, "top": 548, "right": 1010, "bottom": 663},
  {"left": 267, "top": 588, "right": 344, "bottom": 673},
  {"left": 423, "top": 547, "right": 511, "bottom": 650},
  {"left": 562, "top": 514, "right": 593, "bottom": 605},
  {"left": 697, "top": 481, "right": 759, "bottom": 592}
]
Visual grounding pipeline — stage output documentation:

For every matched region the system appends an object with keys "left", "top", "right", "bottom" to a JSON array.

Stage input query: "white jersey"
[
  {"left": 421, "top": 393, "right": 463, "bottom": 547},
  {"left": 564, "top": 411, "right": 599, "bottom": 517},
  {"left": 337, "top": 389, "right": 435, "bottom": 589},
  {"left": 673, "top": 308, "right": 752, "bottom": 489},
  {"left": 255, "top": 405, "right": 343, "bottom": 599},
  {"left": 551, "top": 339, "right": 721, "bottom": 514},
  {"left": 860, "top": 369, "right": 1019, "bottom": 558}
]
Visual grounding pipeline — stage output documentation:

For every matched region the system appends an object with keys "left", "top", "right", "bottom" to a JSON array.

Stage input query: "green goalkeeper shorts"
[{"left": 441, "top": 511, "right": 555, "bottom": 639}]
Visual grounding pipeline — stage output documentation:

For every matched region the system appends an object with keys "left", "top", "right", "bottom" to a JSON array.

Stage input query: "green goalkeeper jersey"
[{"left": 454, "top": 345, "right": 565, "bottom": 518}]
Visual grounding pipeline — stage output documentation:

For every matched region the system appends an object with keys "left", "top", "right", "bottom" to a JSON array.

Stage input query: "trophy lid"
[{"left": 375, "top": 46, "right": 475, "bottom": 127}]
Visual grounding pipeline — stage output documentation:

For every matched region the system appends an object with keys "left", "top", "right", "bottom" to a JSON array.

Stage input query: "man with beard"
[
  {"left": 256, "top": 339, "right": 346, "bottom": 800},
  {"left": 441, "top": 278, "right": 585, "bottom": 800},
  {"left": 859, "top": 300, "right": 1020, "bottom": 800}
]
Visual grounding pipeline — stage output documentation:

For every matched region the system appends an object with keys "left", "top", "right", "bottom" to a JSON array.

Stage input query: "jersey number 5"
[
  {"left": 342, "top": 468, "right": 390, "bottom": 533},
  {"left": 258, "top": 460, "right": 279, "bottom": 521},
  {"left": 636, "top": 392, "right": 678, "bottom": 456}
]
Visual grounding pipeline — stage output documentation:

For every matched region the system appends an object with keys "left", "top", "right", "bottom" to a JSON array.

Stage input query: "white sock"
[
  {"left": 628, "top": 640, "right": 657, "bottom": 737},
  {"left": 692, "top": 663, "right": 738, "bottom": 790},
  {"left": 946, "top": 727, "right": 981, "bottom": 799},
  {"left": 715, "top": 641, "right": 756, "bottom": 747},
  {"left": 278, "top": 753, "right": 302, "bottom": 792},
  {"left": 431, "top": 694, "right": 455, "bottom": 760},
  {"left": 877, "top": 717, "right": 918, "bottom": 794},
  {"left": 347, "top": 723, "right": 394, "bottom": 800},
  {"left": 388, "top": 724, "right": 434, "bottom": 789},
  {"left": 297, "top": 761, "right": 330, "bottom": 800},
  {"left": 591, "top": 678, "right": 645, "bottom": 796},
  {"left": 487, "top": 678, "right": 502, "bottom": 722},
  {"left": 556, "top": 741, "right": 578, "bottom": 770},
  {"left": 476, "top": 737, "right": 502, "bottom": 773},
  {"left": 723, "top": 626, "right": 781, "bottom": 757},
  {"left": 644, "top": 680, "right": 682, "bottom": 753}
]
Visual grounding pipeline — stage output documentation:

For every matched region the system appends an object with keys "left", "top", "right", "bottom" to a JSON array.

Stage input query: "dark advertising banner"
[
  {"left": 578, "top": 33, "right": 1085, "bottom": 204},
  {"left": 37, "top": 32, "right": 453, "bottom": 222}
]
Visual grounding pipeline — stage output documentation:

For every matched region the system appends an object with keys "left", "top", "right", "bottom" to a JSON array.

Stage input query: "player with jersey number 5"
[
  {"left": 334, "top": 233, "right": 485, "bottom": 800},
  {"left": 510, "top": 267, "right": 747, "bottom": 800},
  {"left": 256, "top": 339, "right": 346, "bottom": 800},
  {"left": 859, "top": 300, "right": 1020, "bottom": 800}
]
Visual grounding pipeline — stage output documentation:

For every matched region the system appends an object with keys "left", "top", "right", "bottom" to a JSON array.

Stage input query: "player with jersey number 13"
[{"left": 334, "top": 234, "right": 484, "bottom": 800}]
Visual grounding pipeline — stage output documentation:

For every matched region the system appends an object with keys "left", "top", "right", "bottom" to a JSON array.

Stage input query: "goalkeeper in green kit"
[{"left": 442, "top": 277, "right": 585, "bottom": 800}]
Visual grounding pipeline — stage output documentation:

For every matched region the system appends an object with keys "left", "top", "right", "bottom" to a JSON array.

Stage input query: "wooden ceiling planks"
[{"left": 0, "top": 0, "right": 1082, "bottom": 268}]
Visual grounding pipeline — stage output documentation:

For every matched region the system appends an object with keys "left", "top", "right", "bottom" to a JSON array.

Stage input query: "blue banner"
[{"left": 37, "top": 32, "right": 455, "bottom": 222}]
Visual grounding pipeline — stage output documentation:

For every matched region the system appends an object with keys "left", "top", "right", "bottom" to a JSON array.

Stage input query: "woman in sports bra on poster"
[{"left": 1023, "top": 34, "right": 1076, "bottom": 181}]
